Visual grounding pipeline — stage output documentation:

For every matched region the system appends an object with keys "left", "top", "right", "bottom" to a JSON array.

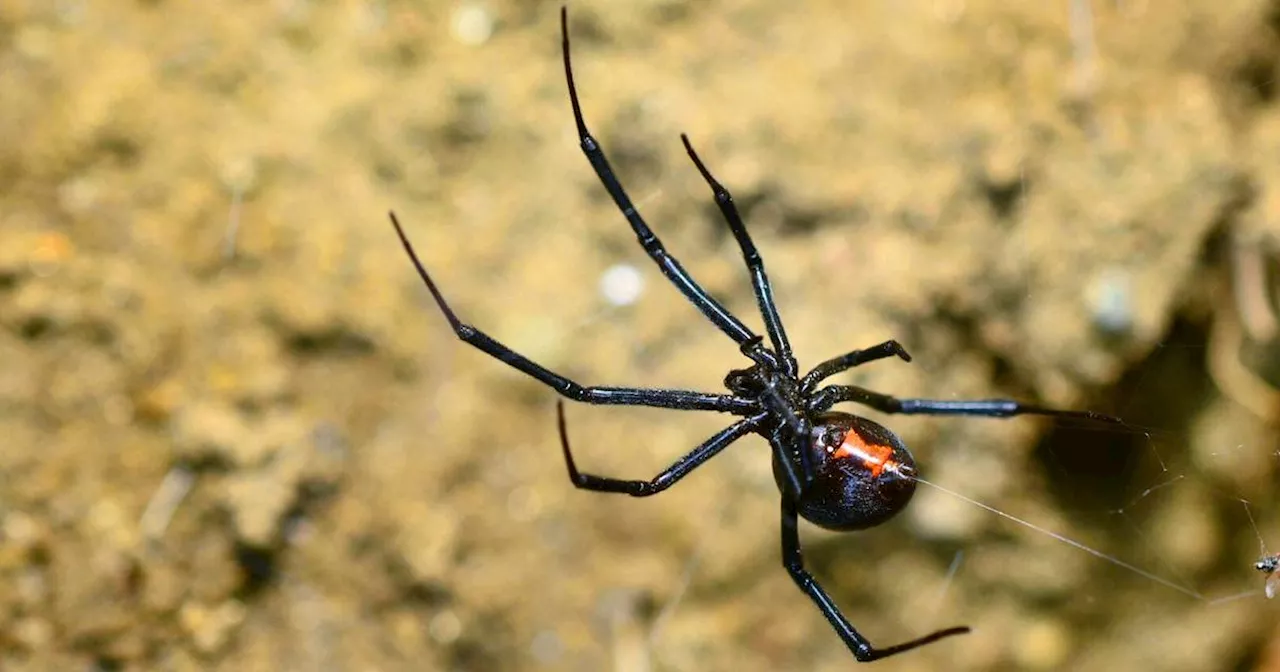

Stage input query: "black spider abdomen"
[{"left": 772, "top": 412, "right": 917, "bottom": 531}]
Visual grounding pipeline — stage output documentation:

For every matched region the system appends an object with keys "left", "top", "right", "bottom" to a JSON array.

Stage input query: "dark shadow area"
[{"left": 1033, "top": 315, "right": 1216, "bottom": 515}]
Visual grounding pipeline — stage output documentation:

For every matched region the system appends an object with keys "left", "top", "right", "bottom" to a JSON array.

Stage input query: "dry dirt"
[{"left": 4, "top": 1, "right": 1280, "bottom": 670}]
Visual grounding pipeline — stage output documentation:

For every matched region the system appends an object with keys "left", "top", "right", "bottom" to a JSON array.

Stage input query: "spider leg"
[
  {"left": 800, "top": 340, "right": 912, "bottom": 393},
  {"left": 780, "top": 497, "right": 970, "bottom": 662},
  {"left": 557, "top": 401, "right": 765, "bottom": 496},
  {"left": 761, "top": 381, "right": 815, "bottom": 494},
  {"left": 768, "top": 426, "right": 810, "bottom": 500},
  {"left": 560, "top": 8, "right": 776, "bottom": 368},
  {"left": 391, "top": 213, "right": 758, "bottom": 415},
  {"left": 680, "top": 134, "right": 796, "bottom": 375},
  {"left": 808, "top": 384, "right": 1122, "bottom": 424}
]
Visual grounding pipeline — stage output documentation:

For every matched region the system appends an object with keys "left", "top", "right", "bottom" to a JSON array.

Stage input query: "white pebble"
[
  {"left": 451, "top": 3, "right": 493, "bottom": 46},
  {"left": 1088, "top": 268, "right": 1133, "bottom": 334},
  {"left": 599, "top": 264, "right": 645, "bottom": 307}
]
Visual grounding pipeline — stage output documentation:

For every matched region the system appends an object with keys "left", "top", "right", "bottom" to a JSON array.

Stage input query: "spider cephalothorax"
[{"left": 389, "top": 6, "right": 1120, "bottom": 663}]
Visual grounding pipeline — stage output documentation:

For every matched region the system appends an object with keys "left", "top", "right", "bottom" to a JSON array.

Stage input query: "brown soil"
[{"left": 3, "top": 1, "right": 1280, "bottom": 670}]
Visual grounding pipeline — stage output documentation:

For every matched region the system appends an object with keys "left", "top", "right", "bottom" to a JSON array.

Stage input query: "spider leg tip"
[{"left": 555, "top": 403, "right": 583, "bottom": 481}]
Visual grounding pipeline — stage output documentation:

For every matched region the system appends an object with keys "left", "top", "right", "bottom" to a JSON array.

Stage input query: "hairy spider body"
[{"left": 389, "top": 6, "right": 1121, "bottom": 663}]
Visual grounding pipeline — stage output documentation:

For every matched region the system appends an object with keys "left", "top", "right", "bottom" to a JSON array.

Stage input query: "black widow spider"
[{"left": 389, "top": 6, "right": 1122, "bottom": 663}]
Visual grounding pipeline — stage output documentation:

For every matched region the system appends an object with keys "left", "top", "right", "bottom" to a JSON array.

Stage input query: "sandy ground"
[{"left": 5, "top": 0, "right": 1280, "bottom": 670}]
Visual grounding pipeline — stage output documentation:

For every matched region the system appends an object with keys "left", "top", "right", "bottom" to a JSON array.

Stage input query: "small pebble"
[
  {"left": 428, "top": 609, "right": 462, "bottom": 644},
  {"left": 600, "top": 263, "right": 645, "bottom": 307},
  {"left": 451, "top": 3, "right": 494, "bottom": 46},
  {"left": 1087, "top": 268, "right": 1133, "bottom": 334}
]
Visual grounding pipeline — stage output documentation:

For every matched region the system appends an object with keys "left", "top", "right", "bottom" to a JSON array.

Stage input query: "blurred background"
[{"left": 4, "top": 0, "right": 1280, "bottom": 670}]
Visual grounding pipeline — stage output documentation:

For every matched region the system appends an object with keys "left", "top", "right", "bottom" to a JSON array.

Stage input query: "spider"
[
  {"left": 1256, "top": 553, "right": 1280, "bottom": 598},
  {"left": 388, "top": 6, "right": 1122, "bottom": 663}
]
